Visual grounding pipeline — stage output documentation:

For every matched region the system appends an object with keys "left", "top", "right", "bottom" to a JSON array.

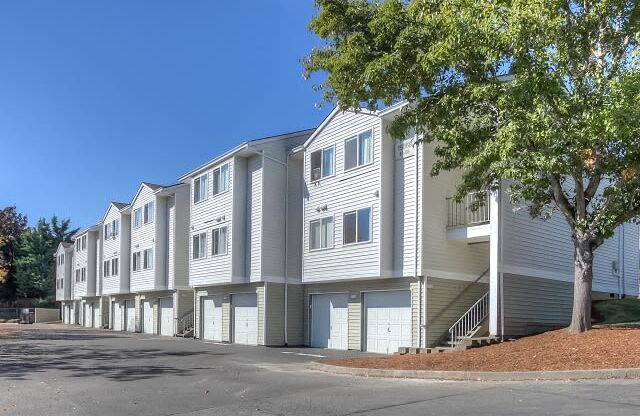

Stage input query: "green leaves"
[{"left": 306, "top": 0, "right": 640, "bottom": 246}]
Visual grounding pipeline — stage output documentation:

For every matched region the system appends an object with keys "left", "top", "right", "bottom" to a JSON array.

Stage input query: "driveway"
[{"left": 2, "top": 324, "right": 640, "bottom": 415}]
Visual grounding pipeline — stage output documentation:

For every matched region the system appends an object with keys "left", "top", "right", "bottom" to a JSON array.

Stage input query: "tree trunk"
[{"left": 568, "top": 238, "right": 594, "bottom": 333}]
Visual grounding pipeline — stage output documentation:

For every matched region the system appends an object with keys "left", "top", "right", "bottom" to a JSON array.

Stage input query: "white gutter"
[
  {"left": 499, "top": 182, "right": 505, "bottom": 340},
  {"left": 413, "top": 134, "right": 423, "bottom": 347}
]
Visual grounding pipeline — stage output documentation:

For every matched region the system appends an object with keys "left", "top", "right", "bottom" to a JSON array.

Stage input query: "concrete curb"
[{"left": 308, "top": 362, "right": 640, "bottom": 381}]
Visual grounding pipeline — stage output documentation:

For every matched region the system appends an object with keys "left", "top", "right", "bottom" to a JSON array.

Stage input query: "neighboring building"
[
  {"left": 100, "top": 202, "right": 134, "bottom": 332},
  {"left": 71, "top": 225, "right": 107, "bottom": 329},
  {"left": 128, "top": 182, "right": 191, "bottom": 336},
  {"left": 179, "top": 129, "right": 313, "bottom": 346},
  {"left": 55, "top": 242, "right": 76, "bottom": 324}
]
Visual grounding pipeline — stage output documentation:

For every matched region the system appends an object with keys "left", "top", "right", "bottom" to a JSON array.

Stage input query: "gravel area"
[{"left": 322, "top": 328, "right": 640, "bottom": 372}]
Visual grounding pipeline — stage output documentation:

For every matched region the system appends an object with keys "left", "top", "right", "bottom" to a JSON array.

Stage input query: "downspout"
[
  {"left": 413, "top": 136, "right": 423, "bottom": 347},
  {"left": 499, "top": 182, "right": 505, "bottom": 341}
]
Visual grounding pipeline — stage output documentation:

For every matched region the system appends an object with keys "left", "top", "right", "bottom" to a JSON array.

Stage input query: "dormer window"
[{"left": 310, "top": 146, "right": 334, "bottom": 181}]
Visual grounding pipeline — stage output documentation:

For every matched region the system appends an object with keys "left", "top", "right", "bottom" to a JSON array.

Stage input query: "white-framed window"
[
  {"left": 58, "top": 254, "right": 64, "bottom": 265},
  {"left": 212, "top": 226, "right": 228, "bottom": 256},
  {"left": 81, "top": 267, "right": 86, "bottom": 282},
  {"left": 309, "top": 216, "right": 334, "bottom": 250},
  {"left": 104, "top": 223, "right": 111, "bottom": 240},
  {"left": 103, "top": 260, "right": 111, "bottom": 277},
  {"left": 75, "top": 269, "right": 80, "bottom": 282},
  {"left": 75, "top": 239, "right": 80, "bottom": 252},
  {"left": 112, "top": 218, "right": 119, "bottom": 238},
  {"left": 344, "top": 130, "right": 373, "bottom": 171},
  {"left": 81, "top": 235, "right": 87, "bottom": 250},
  {"left": 192, "top": 232, "right": 207, "bottom": 260},
  {"left": 343, "top": 207, "right": 372, "bottom": 244},
  {"left": 143, "top": 248, "right": 153, "bottom": 270},
  {"left": 194, "top": 173, "right": 209, "bottom": 203},
  {"left": 112, "top": 258, "right": 119, "bottom": 276},
  {"left": 310, "top": 146, "right": 335, "bottom": 181},
  {"left": 212, "top": 164, "right": 229, "bottom": 195},
  {"left": 133, "top": 208, "right": 142, "bottom": 228},
  {"left": 143, "top": 202, "right": 154, "bottom": 224},
  {"left": 132, "top": 252, "right": 142, "bottom": 272}
]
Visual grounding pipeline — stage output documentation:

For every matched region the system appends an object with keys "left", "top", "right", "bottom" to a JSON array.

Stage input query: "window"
[
  {"left": 344, "top": 130, "right": 373, "bottom": 171},
  {"left": 143, "top": 248, "right": 153, "bottom": 270},
  {"left": 112, "top": 258, "right": 119, "bottom": 276},
  {"left": 58, "top": 254, "right": 64, "bottom": 265},
  {"left": 75, "top": 269, "right": 80, "bottom": 282},
  {"left": 133, "top": 208, "right": 142, "bottom": 228},
  {"left": 81, "top": 267, "right": 86, "bottom": 282},
  {"left": 309, "top": 217, "right": 334, "bottom": 250},
  {"left": 81, "top": 235, "right": 87, "bottom": 250},
  {"left": 212, "top": 164, "right": 229, "bottom": 195},
  {"left": 103, "top": 260, "right": 111, "bottom": 277},
  {"left": 75, "top": 239, "right": 80, "bottom": 252},
  {"left": 343, "top": 207, "right": 372, "bottom": 244},
  {"left": 192, "top": 232, "right": 207, "bottom": 260},
  {"left": 143, "top": 202, "right": 154, "bottom": 224},
  {"left": 112, "top": 218, "right": 119, "bottom": 238},
  {"left": 194, "top": 173, "right": 209, "bottom": 203},
  {"left": 132, "top": 252, "right": 142, "bottom": 272},
  {"left": 104, "top": 223, "right": 110, "bottom": 240},
  {"left": 212, "top": 227, "right": 228, "bottom": 256},
  {"left": 310, "top": 146, "right": 335, "bottom": 181}
]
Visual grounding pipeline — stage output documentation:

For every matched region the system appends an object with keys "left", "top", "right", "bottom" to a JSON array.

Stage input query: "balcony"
[{"left": 446, "top": 192, "right": 491, "bottom": 243}]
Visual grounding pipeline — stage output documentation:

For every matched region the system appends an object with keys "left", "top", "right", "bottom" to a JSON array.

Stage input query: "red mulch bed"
[{"left": 323, "top": 328, "right": 640, "bottom": 372}]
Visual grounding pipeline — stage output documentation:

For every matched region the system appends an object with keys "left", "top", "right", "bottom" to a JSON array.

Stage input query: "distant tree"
[
  {"left": 304, "top": 0, "right": 640, "bottom": 332},
  {"left": 14, "top": 216, "right": 76, "bottom": 300},
  {"left": 0, "top": 206, "right": 27, "bottom": 300}
]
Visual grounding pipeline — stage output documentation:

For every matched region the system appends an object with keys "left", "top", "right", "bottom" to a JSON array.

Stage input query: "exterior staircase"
[
  {"left": 397, "top": 291, "right": 499, "bottom": 355},
  {"left": 175, "top": 311, "right": 194, "bottom": 338}
]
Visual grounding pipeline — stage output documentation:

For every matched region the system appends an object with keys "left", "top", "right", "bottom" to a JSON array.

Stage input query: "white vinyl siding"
[{"left": 303, "top": 111, "right": 382, "bottom": 282}]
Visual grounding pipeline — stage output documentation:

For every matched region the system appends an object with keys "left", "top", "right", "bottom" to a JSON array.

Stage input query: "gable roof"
[
  {"left": 178, "top": 128, "right": 315, "bottom": 181},
  {"left": 302, "top": 106, "right": 379, "bottom": 149},
  {"left": 100, "top": 201, "right": 130, "bottom": 224},
  {"left": 55, "top": 241, "right": 73, "bottom": 254},
  {"left": 71, "top": 223, "right": 100, "bottom": 239}
]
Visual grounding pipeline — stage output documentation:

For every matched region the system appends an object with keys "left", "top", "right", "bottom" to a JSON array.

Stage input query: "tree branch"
[{"left": 549, "top": 175, "right": 576, "bottom": 226}]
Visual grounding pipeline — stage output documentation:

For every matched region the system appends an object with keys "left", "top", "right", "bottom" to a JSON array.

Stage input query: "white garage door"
[
  {"left": 159, "top": 298, "right": 174, "bottom": 337},
  {"left": 125, "top": 300, "right": 136, "bottom": 332},
  {"left": 142, "top": 300, "right": 155, "bottom": 334},
  {"left": 112, "top": 301, "right": 123, "bottom": 331},
  {"left": 232, "top": 293, "right": 258, "bottom": 345},
  {"left": 365, "top": 291, "right": 412, "bottom": 354},
  {"left": 310, "top": 294, "right": 348, "bottom": 350},
  {"left": 93, "top": 303, "right": 101, "bottom": 328},
  {"left": 202, "top": 295, "right": 223, "bottom": 341},
  {"left": 63, "top": 305, "right": 70, "bottom": 324},
  {"left": 84, "top": 303, "right": 92, "bottom": 327}
]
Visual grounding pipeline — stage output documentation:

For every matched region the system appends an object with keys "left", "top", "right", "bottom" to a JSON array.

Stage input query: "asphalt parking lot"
[{"left": 2, "top": 324, "right": 640, "bottom": 415}]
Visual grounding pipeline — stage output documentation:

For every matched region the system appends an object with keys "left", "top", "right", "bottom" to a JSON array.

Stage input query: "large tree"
[
  {"left": 0, "top": 206, "right": 28, "bottom": 300},
  {"left": 305, "top": 0, "right": 640, "bottom": 332},
  {"left": 14, "top": 216, "right": 75, "bottom": 301}
]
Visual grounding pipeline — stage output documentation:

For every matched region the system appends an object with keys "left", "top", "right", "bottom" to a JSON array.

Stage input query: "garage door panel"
[
  {"left": 310, "top": 294, "right": 348, "bottom": 350},
  {"left": 113, "top": 302, "right": 123, "bottom": 331},
  {"left": 93, "top": 303, "right": 101, "bottom": 328},
  {"left": 233, "top": 293, "right": 258, "bottom": 345},
  {"left": 365, "top": 291, "right": 411, "bottom": 354},
  {"left": 202, "top": 296, "right": 223, "bottom": 341},
  {"left": 125, "top": 300, "right": 136, "bottom": 332},
  {"left": 142, "top": 300, "right": 155, "bottom": 334},
  {"left": 159, "top": 298, "right": 174, "bottom": 337}
]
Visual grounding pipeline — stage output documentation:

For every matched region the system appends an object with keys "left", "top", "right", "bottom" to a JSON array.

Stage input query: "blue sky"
[{"left": 0, "top": 1, "right": 331, "bottom": 228}]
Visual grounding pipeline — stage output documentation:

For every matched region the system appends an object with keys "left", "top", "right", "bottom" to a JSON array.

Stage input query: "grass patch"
[{"left": 593, "top": 298, "right": 640, "bottom": 325}]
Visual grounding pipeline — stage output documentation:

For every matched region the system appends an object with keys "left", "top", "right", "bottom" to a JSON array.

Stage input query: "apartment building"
[
  {"left": 179, "top": 130, "right": 313, "bottom": 346},
  {"left": 100, "top": 202, "right": 134, "bottom": 332},
  {"left": 55, "top": 242, "right": 75, "bottom": 324},
  {"left": 128, "top": 182, "right": 191, "bottom": 336}
]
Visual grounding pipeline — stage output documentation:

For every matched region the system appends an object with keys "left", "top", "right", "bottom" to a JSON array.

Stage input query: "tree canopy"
[{"left": 305, "top": 0, "right": 640, "bottom": 332}]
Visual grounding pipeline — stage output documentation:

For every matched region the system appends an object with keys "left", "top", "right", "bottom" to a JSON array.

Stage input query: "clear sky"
[{"left": 0, "top": 1, "right": 331, "bottom": 228}]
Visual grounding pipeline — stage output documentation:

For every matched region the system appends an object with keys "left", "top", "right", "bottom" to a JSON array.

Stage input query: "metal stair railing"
[
  {"left": 448, "top": 291, "right": 489, "bottom": 348},
  {"left": 175, "top": 310, "right": 194, "bottom": 336}
]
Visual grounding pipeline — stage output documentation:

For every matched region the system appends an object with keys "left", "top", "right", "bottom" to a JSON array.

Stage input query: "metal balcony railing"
[{"left": 446, "top": 191, "right": 490, "bottom": 228}]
